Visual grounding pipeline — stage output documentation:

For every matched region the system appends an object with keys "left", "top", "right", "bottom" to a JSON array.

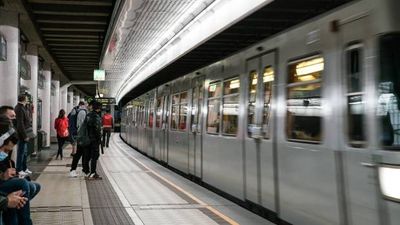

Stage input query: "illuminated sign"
[{"left": 93, "top": 69, "right": 105, "bottom": 81}]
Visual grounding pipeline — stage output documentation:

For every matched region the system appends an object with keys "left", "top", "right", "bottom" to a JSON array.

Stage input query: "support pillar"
[
  {"left": 67, "top": 90, "right": 74, "bottom": 113},
  {"left": 42, "top": 63, "right": 51, "bottom": 147},
  {"left": 50, "top": 79, "right": 60, "bottom": 138},
  {"left": 60, "top": 87, "right": 67, "bottom": 112},
  {"left": 26, "top": 45, "right": 38, "bottom": 137},
  {"left": 0, "top": 10, "right": 19, "bottom": 107}
]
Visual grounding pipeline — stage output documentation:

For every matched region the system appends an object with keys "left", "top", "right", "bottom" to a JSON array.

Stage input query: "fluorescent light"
[
  {"left": 295, "top": 57, "right": 324, "bottom": 76},
  {"left": 379, "top": 166, "right": 400, "bottom": 200}
]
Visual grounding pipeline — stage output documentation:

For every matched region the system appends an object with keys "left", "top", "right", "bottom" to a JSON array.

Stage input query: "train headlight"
[{"left": 379, "top": 166, "right": 400, "bottom": 201}]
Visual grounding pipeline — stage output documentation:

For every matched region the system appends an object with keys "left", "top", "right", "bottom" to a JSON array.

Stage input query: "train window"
[
  {"left": 197, "top": 84, "right": 204, "bottom": 133},
  {"left": 287, "top": 56, "right": 323, "bottom": 143},
  {"left": 207, "top": 81, "right": 221, "bottom": 134},
  {"left": 179, "top": 91, "right": 188, "bottom": 131},
  {"left": 172, "top": 94, "right": 180, "bottom": 105},
  {"left": 179, "top": 104, "right": 188, "bottom": 131},
  {"left": 191, "top": 87, "right": 199, "bottom": 129},
  {"left": 180, "top": 92, "right": 188, "bottom": 103},
  {"left": 346, "top": 45, "right": 366, "bottom": 147},
  {"left": 156, "top": 97, "right": 163, "bottom": 128},
  {"left": 170, "top": 91, "right": 188, "bottom": 131},
  {"left": 222, "top": 78, "right": 240, "bottom": 136},
  {"left": 208, "top": 82, "right": 222, "bottom": 98},
  {"left": 171, "top": 105, "right": 179, "bottom": 130},
  {"left": 148, "top": 100, "right": 154, "bottom": 128},
  {"left": 207, "top": 99, "right": 220, "bottom": 134},
  {"left": 263, "top": 66, "right": 274, "bottom": 139},
  {"left": 248, "top": 71, "right": 257, "bottom": 136},
  {"left": 378, "top": 34, "right": 400, "bottom": 149}
]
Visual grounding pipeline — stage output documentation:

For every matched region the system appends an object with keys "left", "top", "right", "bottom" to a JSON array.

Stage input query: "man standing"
[
  {"left": 14, "top": 95, "right": 32, "bottom": 177},
  {"left": 102, "top": 109, "right": 113, "bottom": 148},
  {"left": 67, "top": 101, "right": 86, "bottom": 157},
  {"left": 69, "top": 101, "right": 88, "bottom": 177},
  {"left": 85, "top": 101, "right": 102, "bottom": 180}
]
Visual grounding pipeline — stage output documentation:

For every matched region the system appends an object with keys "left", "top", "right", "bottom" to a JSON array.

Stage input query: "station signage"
[
  {"left": 93, "top": 69, "right": 105, "bottom": 81},
  {"left": 95, "top": 97, "right": 116, "bottom": 105}
]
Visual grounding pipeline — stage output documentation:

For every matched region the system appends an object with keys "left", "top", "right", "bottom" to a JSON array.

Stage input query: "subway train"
[{"left": 120, "top": 0, "right": 400, "bottom": 224}]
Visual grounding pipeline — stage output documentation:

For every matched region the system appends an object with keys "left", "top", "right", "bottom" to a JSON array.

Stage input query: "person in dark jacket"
[
  {"left": 85, "top": 101, "right": 103, "bottom": 180},
  {"left": 14, "top": 95, "right": 32, "bottom": 177},
  {"left": 0, "top": 115, "right": 32, "bottom": 225}
]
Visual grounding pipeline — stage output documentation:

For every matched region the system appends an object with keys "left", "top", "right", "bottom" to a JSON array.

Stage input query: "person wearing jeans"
[{"left": 14, "top": 95, "right": 32, "bottom": 176}]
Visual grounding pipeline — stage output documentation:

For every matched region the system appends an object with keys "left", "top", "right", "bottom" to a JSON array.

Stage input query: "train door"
[
  {"left": 338, "top": 15, "right": 380, "bottom": 225},
  {"left": 245, "top": 52, "right": 276, "bottom": 211},
  {"left": 168, "top": 90, "right": 190, "bottom": 173},
  {"left": 188, "top": 77, "right": 204, "bottom": 178},
  {"left": 154, "top": 96, "right": 164, "bottom": 160},
  {"left": 147, "top": 98, "right": 155, "bottom": 157},
  {"left": 279, "top": 53, "right": 340, "bottom": 224},
  {"left": 161, "top": 95, "right": 169, "bottom": 163}
]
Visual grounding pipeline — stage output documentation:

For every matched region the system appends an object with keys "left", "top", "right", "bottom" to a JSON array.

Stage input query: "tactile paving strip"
[
  {"left": 86, "top": 164, "right": 135, "bottom": 225},
  {"left": 31, "top": 211, "right": 84, "bottom": 225}
]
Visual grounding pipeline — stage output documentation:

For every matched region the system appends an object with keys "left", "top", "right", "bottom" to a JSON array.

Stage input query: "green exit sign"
[{"left": 93, "top": 69, "right": 105, "bottom": 81}]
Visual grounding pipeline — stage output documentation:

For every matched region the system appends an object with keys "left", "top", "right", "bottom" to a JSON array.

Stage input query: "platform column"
[
  {"left": 42, "top": 63, "right": 51, "bottom": 147},
  {"left": 50, "top": 79, "right": 60, "bottom": 139},
  {"left": 60, "top": 87, "right": 67, "bottom": 112},
  {"left": 68, "top": 90, "right": 74, "bottom": 113},
  {"left": 26, "top": 44, "right": 38, "bottom": 138},
  {"left": 0, "top": 9, "right": 19, "bottom": 107}
]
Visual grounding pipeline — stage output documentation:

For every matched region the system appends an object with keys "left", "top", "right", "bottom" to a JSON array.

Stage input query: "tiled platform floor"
[{"left": 27, "top": 135, "right": 273, "bottom": 225}]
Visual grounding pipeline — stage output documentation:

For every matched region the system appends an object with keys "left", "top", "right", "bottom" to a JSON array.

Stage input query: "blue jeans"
[
  {"left": 0, "top": 178, "right": 32, "bottom": 225},
  {"left": 16, "top": 141, "right": 28, "bottom": 172},
  {"left": 28, "top": 182, "right": 40, "bottom": 200}
]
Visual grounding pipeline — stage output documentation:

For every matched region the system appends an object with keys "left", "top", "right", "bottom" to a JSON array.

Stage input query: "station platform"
[{"left": 28, "top": 134, "right": 272, "bottom": 225}]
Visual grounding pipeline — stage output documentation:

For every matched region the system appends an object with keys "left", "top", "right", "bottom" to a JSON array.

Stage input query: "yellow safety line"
[{"left": 112, "top": 135, "right": 240, "bottom": 225}]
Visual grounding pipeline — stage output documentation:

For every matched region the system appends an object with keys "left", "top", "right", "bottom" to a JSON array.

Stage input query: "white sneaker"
[
  {"left": 69, "top": 170, "right": 78, "bottom": 178},
  {"left": 25, "top": 169, "right": 32, "bottom": 174}
]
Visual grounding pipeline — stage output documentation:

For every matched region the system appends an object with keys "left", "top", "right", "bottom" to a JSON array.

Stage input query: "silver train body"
[{"left": 121, "top": 0, "right": 400, "bottom": 224}]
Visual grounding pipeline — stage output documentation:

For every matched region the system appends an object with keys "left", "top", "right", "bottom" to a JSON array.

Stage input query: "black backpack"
[{"left": 76, "top": 115, "right": 90, "bottom": 147}]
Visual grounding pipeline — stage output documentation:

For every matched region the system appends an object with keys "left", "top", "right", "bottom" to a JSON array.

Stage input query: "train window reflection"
[
  {"left": 207, "top": 99, "right": 220, "bottom": 134},
  {"left": 179, "top": 104, "right": 187, "bottom": 131},
  {"left": 156, "top": 97, "right": 163, "bottom": 128},
  {"left": 224, "top": 79, "right": 240, "bottom": 95},
  {"left": 223, "top": 95, "right": 239, "bottom": 135},
  {"left": 263, "top": 66, "right": 274, "bottom": 139},
  {"left": 346, "top": 45, "right": 365, "bottom": 147},
  {"left": 248, "top": 71, "right": 257, "bottom": 136},
  {"left": 208, "top": 82, "right": 222, "bottom": 98},
  {"left": 222, "top": 78, "right": 240, "bottom": 136},
  {"left": 287, "top": 56, "right": 323, "bottom": 143},
  {"left": 170, "top": 91, "right": 188, "bottom": 131},
  {"left": 148, "top": 100, "right": 154, "bottom": 128},
  {"left": 378, "top": 34, "right": 400, "bottom": 148},
  {"left": 171, "top": 105, "right": 179, "bottom": 130}
]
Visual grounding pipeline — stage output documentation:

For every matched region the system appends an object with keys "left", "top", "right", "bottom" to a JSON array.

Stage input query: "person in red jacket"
[
  {"left": 54, "top": 109, "right": 69, "bottom": 160},
  {"left": 102, "top": 109, "right": 113, "bottom": 148}
]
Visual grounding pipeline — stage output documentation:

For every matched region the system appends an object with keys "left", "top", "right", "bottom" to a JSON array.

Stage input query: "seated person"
[{"left": 0, "top": 115, "right": 34, "bottom": 225}]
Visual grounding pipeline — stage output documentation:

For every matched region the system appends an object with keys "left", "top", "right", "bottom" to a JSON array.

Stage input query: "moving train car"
[{"left": 121, "top": 0, "right": 400, "bottom": 224}]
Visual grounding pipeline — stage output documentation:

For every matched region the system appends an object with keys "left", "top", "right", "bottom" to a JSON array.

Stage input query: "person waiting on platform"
[
  {"left": 0, "top": 115, "right": 34, "bottom": 225},
  {"left": 69, "top": 102, "right": 88, "bottom": 178},
  {"left": 102, "top": 109, "right": 113, "bottom": 148},
  {"left": 85, "top": 101, "right": 102, "bottom": 180},
  {"left": 54, "top": 109, "right": 69, "bottom": 160},
  {"left": 14, "top": 95, "right": 33, "bottom": 177}
]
